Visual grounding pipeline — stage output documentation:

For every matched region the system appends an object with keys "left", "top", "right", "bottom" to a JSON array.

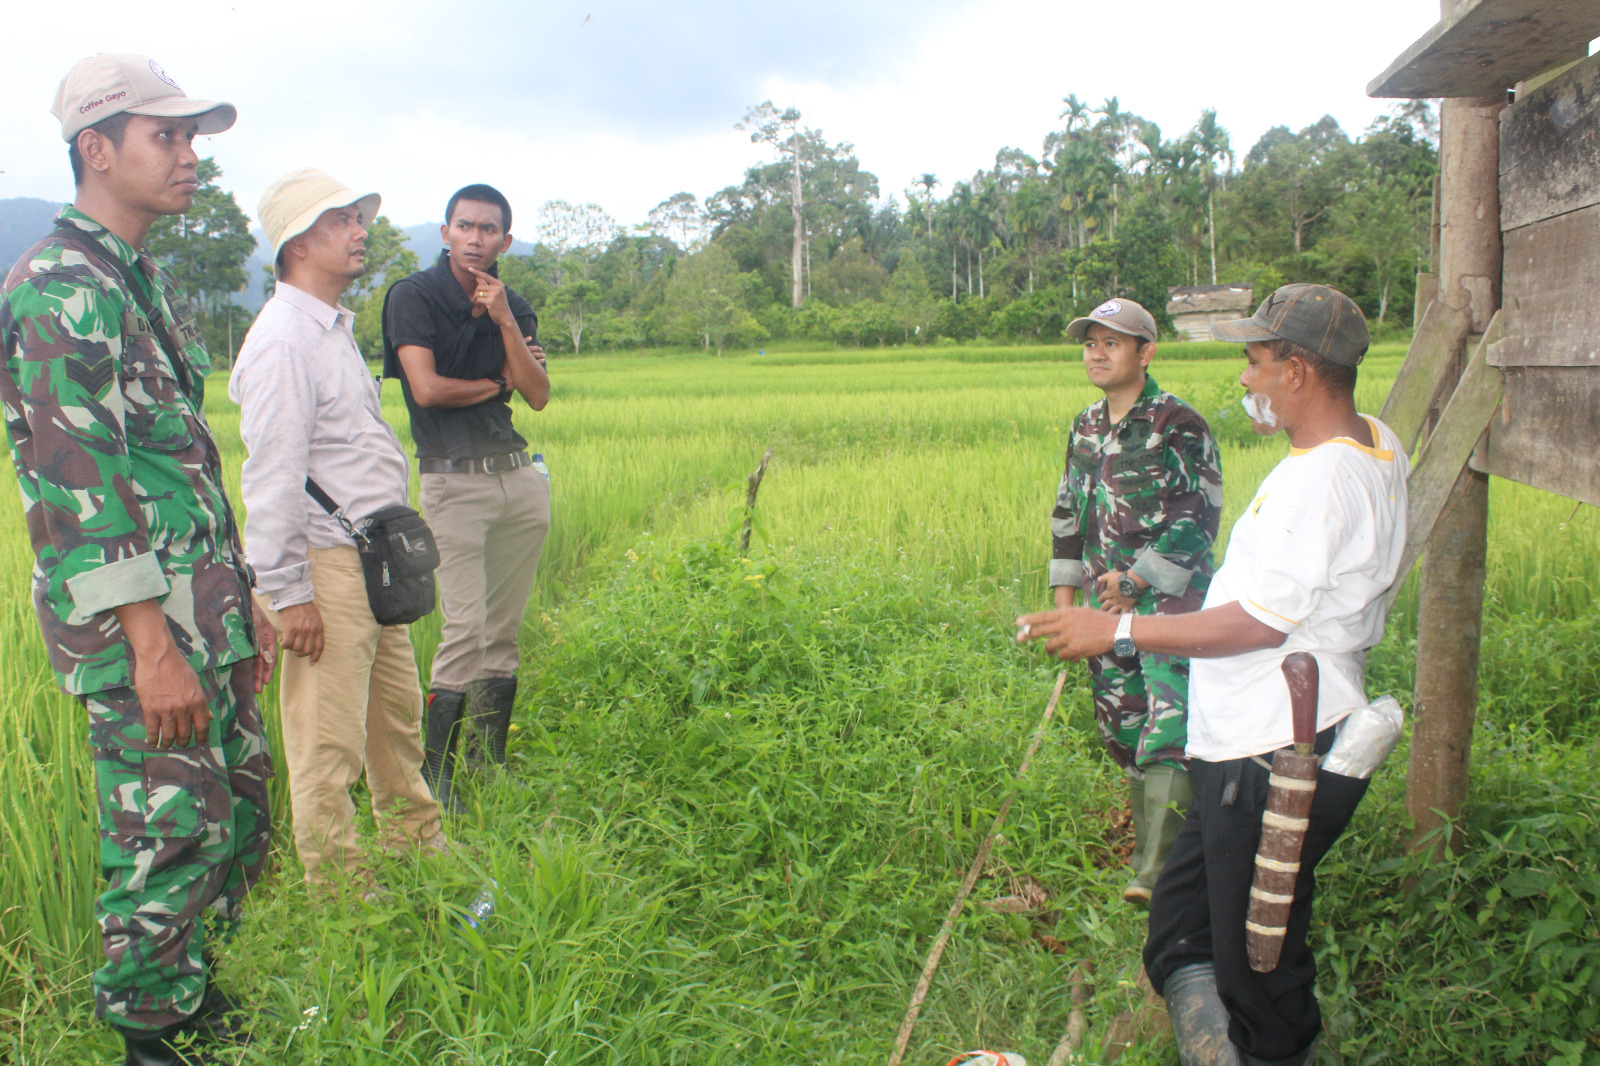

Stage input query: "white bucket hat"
[{"left": 258, "top": 168, "right": 381, "bottom": 272}]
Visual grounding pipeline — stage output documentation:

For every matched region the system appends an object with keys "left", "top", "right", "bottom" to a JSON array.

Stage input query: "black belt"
[{"left": 419, "top": 451, "right": 531, "bottom": 475}]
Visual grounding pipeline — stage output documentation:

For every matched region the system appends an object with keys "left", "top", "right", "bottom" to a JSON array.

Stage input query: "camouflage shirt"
[
  {"left": 0, "top": 207, "right": 256, "bottom": 695},
  {"left": 1050, "top": 374, "right": 1223, "bottom": 612}
]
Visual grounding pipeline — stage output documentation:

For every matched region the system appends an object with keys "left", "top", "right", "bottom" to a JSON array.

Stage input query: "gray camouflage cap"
[{"left": 1212, "top": 283, "right": 1369, "bottom": 366}]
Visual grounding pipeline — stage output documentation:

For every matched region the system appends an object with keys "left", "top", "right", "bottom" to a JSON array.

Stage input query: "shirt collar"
[
  {"left": 1090, "top": 374, "right": 1162, "bottom": 432},
  {"left": 57, "top": 205, "right": 141, "bottom": 272},
  {"left": 272, "top": 281, "right": 355, "bottom": 332}
]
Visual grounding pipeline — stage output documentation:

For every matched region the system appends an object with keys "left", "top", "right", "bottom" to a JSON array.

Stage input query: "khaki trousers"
[
  {"left": 258, "top": 546, "right": 441, "bottom": 880},
  {"left": 421, "top": 462, "right": 551, "bottom": 691}
]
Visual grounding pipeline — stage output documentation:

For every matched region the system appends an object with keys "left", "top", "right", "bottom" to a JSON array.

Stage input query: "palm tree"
[
  {"left": 1011, "top": 178, "right": 1051, "bottom": 293},
  {"left": 1192, "top": 109, "right": 1234, "bottom": 284}
]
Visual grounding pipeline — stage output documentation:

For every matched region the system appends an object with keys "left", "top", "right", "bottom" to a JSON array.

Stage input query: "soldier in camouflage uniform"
[
  {"left": 1048, "top": 298, "right": 1222, "bottom": 903},
  {"left": 0, "top": 54, "right": 275, "bottom": 1065}
]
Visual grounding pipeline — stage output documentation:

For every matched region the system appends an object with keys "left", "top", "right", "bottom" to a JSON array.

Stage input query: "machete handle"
[{"left": 1281, "top": 652, "right": 1319, "bottom": 754}]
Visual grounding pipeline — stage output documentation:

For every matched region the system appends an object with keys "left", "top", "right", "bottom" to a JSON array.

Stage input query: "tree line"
[{"left": 161, "top": 94, "right": 1439, "bottom": 360}]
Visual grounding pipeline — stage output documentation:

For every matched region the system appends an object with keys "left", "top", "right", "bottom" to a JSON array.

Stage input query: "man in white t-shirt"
[{"left": 1017, "top": 283, "right": 1406, "bottom": 1066}]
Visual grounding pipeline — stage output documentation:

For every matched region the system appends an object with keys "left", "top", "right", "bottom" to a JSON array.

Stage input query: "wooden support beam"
[
  {"left": 1367, "top": 0, "right": 1599, "bottom": 99},
  {"left": 1390, "top": 314, "right": 1505, "bottom": 596},
  {"left": 1406, "top": 75, "right": 1503, "bottom": 861},
  {"left": 1378, "top": 298, "right": 1473, "bottom": 454}
]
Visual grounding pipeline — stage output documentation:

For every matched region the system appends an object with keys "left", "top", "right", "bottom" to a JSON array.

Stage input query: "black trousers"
[{"left": 1143, "top": 736, "right": 1369, "bottom": 1062}]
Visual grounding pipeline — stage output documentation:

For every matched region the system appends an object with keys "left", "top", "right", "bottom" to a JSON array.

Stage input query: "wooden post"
[
  {"left": 1405, "top": 35, "right": 1504, "bottom": 858},
  {"left": 739, "top": 448, "right": 773, "bottom": 555}
]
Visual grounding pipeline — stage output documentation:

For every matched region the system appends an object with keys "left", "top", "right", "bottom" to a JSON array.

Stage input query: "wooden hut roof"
[
  {"left": 1166, "top": 284, "right": 1254, "bottom": 315},
  {"left": 1368, "top": 0, "right": 1600, "bottom": 99}
]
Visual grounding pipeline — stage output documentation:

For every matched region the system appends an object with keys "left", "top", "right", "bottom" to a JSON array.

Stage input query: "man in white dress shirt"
[
  {"left": 1018, "top": 284, "right": 1407, "bottom": 1065},
  {"left": 230, "top": 169, "right": 442, "bottom": 882}
]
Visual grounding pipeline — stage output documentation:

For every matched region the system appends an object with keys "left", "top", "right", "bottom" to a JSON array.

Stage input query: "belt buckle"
[{"left": 484, "top": 453, "right": 510, "bottom": 474}]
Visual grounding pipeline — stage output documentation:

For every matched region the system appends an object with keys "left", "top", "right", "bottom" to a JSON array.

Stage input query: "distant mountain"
[
  {"left": 402, "top": 223, "right": 537, "bottom": 260},
  {"left": 235, "top": 223, "right": 535, "bottom": 310},
  {"left": 1, "top": 201, "right": 533, "bottom": 312},
  {"left": 0, "top": 197, "right": 66, "bottom": 270}
]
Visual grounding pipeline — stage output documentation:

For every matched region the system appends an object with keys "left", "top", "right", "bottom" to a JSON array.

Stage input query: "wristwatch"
[
  {"left": 1118, "top": 572, "right": 1139, "bottom": 600},
  {"left": 1113, "top": 612, "right": 1137, "bottom": 658},
  {"left": 488, "top": 373, "right": 510, "bottom": 400}
]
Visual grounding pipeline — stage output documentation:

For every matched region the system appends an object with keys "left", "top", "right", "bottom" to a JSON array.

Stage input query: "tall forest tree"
[
  {"left": 737, "top": 102, "right": 808, "bottom": 308},
  {"left": 146, "top": 158, "right": 256, "bottom": 363}
]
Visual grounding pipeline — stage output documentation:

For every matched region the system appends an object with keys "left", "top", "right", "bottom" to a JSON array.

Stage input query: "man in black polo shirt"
[{"left": 382, "top": 183, "right": 550, "bottom": 810}]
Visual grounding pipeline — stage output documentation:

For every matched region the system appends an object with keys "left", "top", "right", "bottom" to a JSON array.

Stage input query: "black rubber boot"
[
  {"left": 115, "top": 1020, "right": 213, "bottom": 1066},
  {"left": 192, "top": 985, "right": 252, "bottom": 1045},
  {"left": 1164, "top": 961, "right": 1242, "bottom": 1066},
  {"left": 465, "top": 677, "right": 518, "bottom": 769},
  {"left": 423, "top": 688, "right": 466, "bottom": 814}
]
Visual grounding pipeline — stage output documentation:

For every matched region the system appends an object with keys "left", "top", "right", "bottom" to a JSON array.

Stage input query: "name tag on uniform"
[{"left": 122, "top": 310, "right": 156, "bottom": 339}]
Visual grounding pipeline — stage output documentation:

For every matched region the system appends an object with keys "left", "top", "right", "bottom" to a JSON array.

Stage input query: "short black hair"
[
  {"left": 1266, "top": 338, "right": 1358, "bottom": 395},
  {"left": 445, "top": 184, "right": 512, "bottom": 232},
  {"left": 69, "top": 112, "right": 132, "bottom": 185}
]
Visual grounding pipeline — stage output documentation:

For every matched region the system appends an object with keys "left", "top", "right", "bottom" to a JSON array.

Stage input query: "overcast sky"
[{"left": 2, "top": 0, "right": 1456, "bottom": 238}]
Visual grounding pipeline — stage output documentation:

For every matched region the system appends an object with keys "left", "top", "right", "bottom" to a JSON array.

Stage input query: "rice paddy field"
[{"left": 1, "top": 342, "right": 1596, "bottom": 1064}]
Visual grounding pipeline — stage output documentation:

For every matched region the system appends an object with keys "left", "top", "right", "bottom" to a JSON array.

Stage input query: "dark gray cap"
[
  {"left": 1211, "top": 283, "right": 1369, "bottom": 366},
  {"left": 1066, "top": 297, "right": 1157, "bottom": 343}
]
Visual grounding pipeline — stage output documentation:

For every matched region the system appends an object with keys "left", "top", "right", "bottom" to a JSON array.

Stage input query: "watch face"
[{"left": 1119, "top": 575, "right": 1138, "bottom": 598}]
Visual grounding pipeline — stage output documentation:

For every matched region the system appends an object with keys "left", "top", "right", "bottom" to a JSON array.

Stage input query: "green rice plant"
[{"left": 0, "top": 343, "right": 1593, "bottom": 1064}]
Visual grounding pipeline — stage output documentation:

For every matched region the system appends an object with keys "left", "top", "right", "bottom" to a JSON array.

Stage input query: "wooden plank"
[
  {"left": 1479, "top": 365, "right": 1600, "bottom": 506},
  {"left": 1500, "top": 53, "right": 1600, "bottom": 230},
  {"left": 1498, "top": 203, "right": 1600, "bottom": 367},
  {"left": 1378, "top": 298, "right": 1474, "bottom": 453},
  {"left": 1367, "top": 0, "right": 1597, "bottom": 99},
  {"left": 1391, "top": 320, "right": 1506, "bottom": 593}
]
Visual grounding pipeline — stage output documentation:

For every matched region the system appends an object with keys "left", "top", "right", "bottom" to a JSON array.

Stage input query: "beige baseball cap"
[
  {"left": 258, "top": 168, "right": 381, "bottom": 269},
  {"left": 53, "top": 54, "right": 236, "bottom": 143},
  {"left": 1066, "top": 298, "right": 1158, "bottom": 344}
]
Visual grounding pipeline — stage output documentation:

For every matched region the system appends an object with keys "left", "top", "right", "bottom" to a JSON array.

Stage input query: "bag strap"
[
  {"left": 53, "top": 222, "right": 193, "bottom": 384},
  {"left": 305, "top": 475, "right": 341, "bottom": 515},
  {"left": 305, "top": 476, "right": 367, "bottom": 544}
]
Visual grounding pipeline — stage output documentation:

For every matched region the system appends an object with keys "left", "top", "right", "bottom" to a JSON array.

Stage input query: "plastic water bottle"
[
  {"left": 531, "top": 453, "right": 549, "bottom": 482},
  {"left": 461, "top": 881, "right": 498, "bottom": 929}
]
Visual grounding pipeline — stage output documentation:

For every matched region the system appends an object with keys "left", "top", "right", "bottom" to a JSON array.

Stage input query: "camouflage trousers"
[
  {"left": 81, "top": 660, "right": 273, "bottom": 1031},
  {"left": 1083, "top": 596, "right": 1191, "bottom": 773}
]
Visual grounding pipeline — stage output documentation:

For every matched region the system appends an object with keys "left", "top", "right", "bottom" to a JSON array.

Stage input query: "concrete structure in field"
[
  {"left": 1165, "top": 284, "right": 1253, "bottom": 343},
  {"left": 1368, "top": 0, "right": 1600, "bottom": 852}
]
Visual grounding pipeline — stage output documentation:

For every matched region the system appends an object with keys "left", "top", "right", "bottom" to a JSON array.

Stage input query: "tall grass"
[{"left": 0, "top": 343, "right": 1594, "bottom": 1062}]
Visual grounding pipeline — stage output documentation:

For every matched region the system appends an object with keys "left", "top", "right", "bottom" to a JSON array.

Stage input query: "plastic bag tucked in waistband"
[{"left": 1322, "top": 695, "right": 1404, "bottom": 780}]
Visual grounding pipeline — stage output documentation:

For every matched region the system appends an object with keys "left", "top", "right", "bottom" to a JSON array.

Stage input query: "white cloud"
[{"left": 1, "top": 0, "right": 1443, "bottom": 232}]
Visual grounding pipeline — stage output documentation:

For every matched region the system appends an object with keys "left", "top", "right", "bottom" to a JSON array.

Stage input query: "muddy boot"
[
  {"left": 1123, "top": 771, "right": 1148, "bottom": 901},
  {"left": 464, "top": 677, "right": 518, "bottom": 771},
  {"left": 423, "top": 688, "right": 466, "bottom": 815},
  {"left": 1164, "top": 962, "right": 1242, "bottom": 1066},
  {"left": 1125, "top": 762, "right": 1193, "bottom": 903}
]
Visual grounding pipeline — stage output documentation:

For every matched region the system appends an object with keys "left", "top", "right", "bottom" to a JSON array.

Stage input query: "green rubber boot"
[
  {"left": 1125, "top": 762, "right": 1193, "bottom": 903},
  {"left": 1124, "top": 771, "right": 1148, "bottom": 895}
]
